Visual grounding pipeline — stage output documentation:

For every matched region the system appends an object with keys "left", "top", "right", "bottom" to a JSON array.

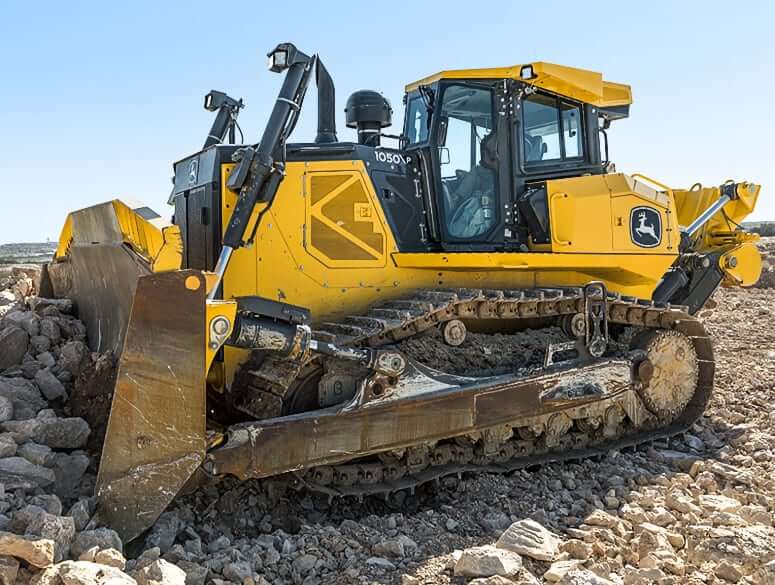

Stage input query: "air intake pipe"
[{"left": 315, "top": 60, "right": 337, "bottom": 143}]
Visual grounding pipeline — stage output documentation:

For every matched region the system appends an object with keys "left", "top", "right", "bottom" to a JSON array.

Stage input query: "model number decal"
[{"left": 375, "top": 151, "right": 408, "bottom": 165}]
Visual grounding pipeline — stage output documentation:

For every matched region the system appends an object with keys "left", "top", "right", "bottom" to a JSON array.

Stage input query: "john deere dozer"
[{"left": 47, "top": 43, "right": 762, "bottom": 541}]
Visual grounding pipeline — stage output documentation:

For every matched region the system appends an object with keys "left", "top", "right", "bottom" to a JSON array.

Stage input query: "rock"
[
  {"left": 175, "top": 560, "right": 207, "bottom": 585},
  {"left": 480, "top": 511, "right": 513, "bottom": 533},
  {"left": 26, "top": 512, "right": 76, "bottom": 562},
  {"left": 37, "top": 351, "right": 56, "bottom": 368},
  {"left": 0, "top": 376, "right": 46, "bottom": 419},
  {"left": 29, "top": 335, "right": 51, "bottom": 354},
  {"left": 78, "top": 546, "right": 99, "bottom": 562},
  {"left": 0, "top": 456, "right": 54, "bottom": 487},
  {"left": 710, "top": 462, "right": 754, "bottom": 485},
  {"left": 470, "top": 576, "right": 528, "bottom": 585},
  {"left": 30, "top": 298, "right": 73, "bottom": 315},
  {"left": 33, "top": 418, "right": 90, "bottom": 449},
  {"left": 687, "top": 525, "right": 775, "bottom": 573},
  {"left": 34, "top": 369, "right": 67, "bottom": 401},
  {"left": 545, "top": 560, "right": 584, "bottom": 582},
  {"left": 739, "top": 504, "right": 771, "bottom": 526},
  {"left": 665, "top": 491, "right": 701, "bottom": 515},
  {"left": 17, "top": 442, "right": 54, "bottom": 466},
  {"left": 561, "top": 539, "right": 593, "bottom": 561},
  {"left": 10, "top": 505, "right": 48, "bottom": 533},
  {"left": 0, "top": 435, "right": 16, "bottom": 458},
  {"left": 714, "top": 561, "right": 744, "bottom": 582},
  {"left": 752, "top": 560, "right": 775, "bottom": 585},
  {"left": 699, "top": 494, "right": 742, "bottom": 514},
  {"left": 57, "top": 560, "right": 136, "bottom": 585},
  {"left": 454, "top": 545, "right": 523, "bottom": 578},
  {"left": 0, "top": 398, "right": 12, "bottom": 423},
  {"left": 71, "top": 529, "right": 122, "bottom": 558},
  {"left": 132, "top": 559, "right": 185, "bottom": 585},
  {"left": 59, "top": 341, "right": 89, "bottom": 377},
  {"left": 496, "top": 518, "right": 561, "bottom": 561},
  {"left": 68, "top": 500, "right": 92, "bottom": 532},
  {"left": 292, "top": 553, "right": 317, "bottom": 575},
  {"left": 0, "top": 531, "right": 54, "bottom": 567},
  {"left": 0, "top": 327, "right": 28, "bottom": 370},
  {"left": 623, "top": 567, "right": 667, "bottom": 585},
  {"left": 364, "top": 557, "right": 396, "bottom": 571},
  {"left": 0, "top": 556, "right": 18, "bottom": 585},
  {"left": 52, "top": 451, "right": 90, "bottom": 499},
  {"left": 557, "top": 568, "right": 615, "bottom": 584},
  {"left": 222, "top": 561, "right": 252, "bottom": 582},
  {"left": 373, "top": 538, "right": 409, "bottom": 558},
  {"left": 144, "top": 513, "right": 180, "bottom": 554},
  {"left": 94, "top": 548, "right": 126, "bottom": 570},
  {"left": 39, "top": 319, "right": 61, "bottom": 344},
  {"left": 205, "top": 535, "right": 229, "bottom": 553}
]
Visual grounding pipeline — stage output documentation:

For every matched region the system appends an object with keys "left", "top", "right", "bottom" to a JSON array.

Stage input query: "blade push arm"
[{"left": 209, "top": 43, "right": 316, "bottom": 299}]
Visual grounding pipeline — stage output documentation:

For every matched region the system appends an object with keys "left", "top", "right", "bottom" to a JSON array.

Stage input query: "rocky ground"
[{"left": 0, "top": 240, "right": 772, "bottom": 585}]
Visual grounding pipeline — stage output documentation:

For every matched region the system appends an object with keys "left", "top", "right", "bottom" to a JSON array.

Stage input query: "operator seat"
[
  {"left": 447, "top": 132, "right": 497, "bottom": 238},
  {"left": 524, "top": 134, "right": 546, "bottom": 162}
]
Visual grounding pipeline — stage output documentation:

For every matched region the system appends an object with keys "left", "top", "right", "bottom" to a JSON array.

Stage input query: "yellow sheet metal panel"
[
  {"left": 545, "top": 176, "right": 613, "bottom": 252},
  {"left": 720, "top": 242, "right": 762, "bottom": 287},
  {"left": 673, "top": 182, "right": 761, "bottom": 252},
  {"left": 304, "top": 170, "right": 387, "bottom": 268},
  {"left": 405, "top": 62, "right": 631, "bottom": 108}
]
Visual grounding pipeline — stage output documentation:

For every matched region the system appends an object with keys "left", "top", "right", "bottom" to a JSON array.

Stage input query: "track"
[{"left": 223, "top": 287, "right": 714, "bottom": 498}]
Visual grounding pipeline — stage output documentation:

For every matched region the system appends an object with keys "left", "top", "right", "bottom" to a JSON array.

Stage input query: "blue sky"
[{"left": 1, "top": 1, "right": 773, "bottom": 244}]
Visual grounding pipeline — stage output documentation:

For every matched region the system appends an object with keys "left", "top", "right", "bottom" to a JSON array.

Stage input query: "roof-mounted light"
[{"left": 520, "top": 65, "right": 536, "bottom": 80}]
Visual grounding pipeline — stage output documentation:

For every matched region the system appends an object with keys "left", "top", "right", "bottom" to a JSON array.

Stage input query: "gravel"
[{"left": 1, "top": 239, "right": 774, "bottom": 584}]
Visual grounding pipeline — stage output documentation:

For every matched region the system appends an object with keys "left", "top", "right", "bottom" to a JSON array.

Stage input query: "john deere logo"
[
  {"left": 188, "top": 159, "right": 199, "bottom": 185},
  {"left": 630, "top": 206, "right": 662, "bottom": 248}
]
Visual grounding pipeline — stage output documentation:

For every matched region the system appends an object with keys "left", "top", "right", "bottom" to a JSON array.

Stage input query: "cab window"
[
  {"left": 436, "top": 84, "right": 497, "bottom": 239},
  {"left": 405, "top": 95, "right": 430, "bottom": 144},
  {"left": 522, "top": 93, "right": 584, "bottom": 163}
]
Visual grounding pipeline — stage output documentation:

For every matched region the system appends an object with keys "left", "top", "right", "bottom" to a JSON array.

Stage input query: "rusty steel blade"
[{"left": 95, "top": 269, "right": 207, "bottom": 542}]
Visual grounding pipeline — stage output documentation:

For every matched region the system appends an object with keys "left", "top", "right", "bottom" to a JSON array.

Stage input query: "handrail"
[{"left": 630, "top": 173, "right": 674, "bottom": 199}]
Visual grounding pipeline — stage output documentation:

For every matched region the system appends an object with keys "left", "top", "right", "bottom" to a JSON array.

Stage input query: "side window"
[
  {"left": 561, "top": 102, "right": 582, "bottom": 158},
  {"left": 437, "top": 85, "right": 497, "bottom": 240},
  {"left": 522, "top": 93, "right": 584, "bottom": 163},
  {"left": 523, "top": 94, "right": 561, "bottom": 161},
  {"left": 405, "top": 95, "right": 429, "bottom": 144}
]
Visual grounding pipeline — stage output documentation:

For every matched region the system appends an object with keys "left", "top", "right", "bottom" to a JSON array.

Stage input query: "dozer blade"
[{"left": 95, "top": 269, "right": 207, "bottom": 542}]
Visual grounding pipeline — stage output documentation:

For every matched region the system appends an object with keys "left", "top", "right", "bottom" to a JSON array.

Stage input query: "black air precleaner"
[{"left": 345, "top": 90, "right": 392, "bottom": 147}]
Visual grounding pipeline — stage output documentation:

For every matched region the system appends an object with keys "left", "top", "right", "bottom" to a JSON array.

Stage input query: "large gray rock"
[
  {"left": 67, "top": 499, "right": 92, "bottom": 531},
  {"left": 17, "top": 441, "right": 54, "bottom": 466},
  {"left": 497, "top": 519, "right": 562, "bottom": 561},
  {"left": 144, "top": 512, "right": 180, "bottom": 554},
  {"left": 0, "top": 435, "right": 15, "bottom": 458},
  {"left": 52, "top": 451, "right": 91, "bottom": 499},
  {"left": 26, "top": 511, "right": 76, "bottom": 562},
  {"left": 30, "top": 297, "right": 74, "bottom": 315},
  {"left": 0, "top": 398, "right": 12, "bottom": 423},
  {"left": 2, "top": 310, "right": 39, "bottom": 336},
  {"left": 34, "top": 368, "right": 68, "bottom": 401},
  {"left": 29, "top": 335, "right": 51, "bottom": 354},
  {"left": 0, "top": 327, "right": 28, "bottom": 371},
  {"left": 687, "top": 525, "right": 775, "bottom": 572},
  {"left": 59, "top": 341, "right": 89, "bottom": 376},
  {"left": 34, "top": 417, "right": 90, "bottom": 449},
  {"left": 71, "top": 528, "right": 123, "bottom": 558},
  {"left": 0, "top": 376, "right": 46, "bottom": 420},
  {"left": 0, "top": 456, "right": 54, "bottom": 487},
  {"left": 454, "top": 545, "right": 523, "bottom": 578},
  {"left": 39, "top": 318, "right": 61, "bottom": 344}
]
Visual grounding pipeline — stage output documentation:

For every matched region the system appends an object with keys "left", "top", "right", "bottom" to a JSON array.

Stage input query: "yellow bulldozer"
[{"left": 46, "top": 43, "right": 762, "bottom": 541}]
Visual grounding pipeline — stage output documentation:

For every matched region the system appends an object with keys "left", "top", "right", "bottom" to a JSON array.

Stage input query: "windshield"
[{"left": 405, "top": 94, "right": 430, "bottom": 145}]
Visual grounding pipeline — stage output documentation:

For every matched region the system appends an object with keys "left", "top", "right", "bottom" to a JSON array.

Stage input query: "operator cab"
[{"left": 403, "top": 63, "right": 631, "bottom": 251}]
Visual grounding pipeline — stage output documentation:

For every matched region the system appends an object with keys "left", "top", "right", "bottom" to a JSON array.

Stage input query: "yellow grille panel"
[{"left": 305, "top": 171, "right": 386, "bottom": 268}]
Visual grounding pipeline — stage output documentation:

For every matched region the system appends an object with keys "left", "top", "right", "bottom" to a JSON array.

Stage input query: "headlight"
[
  {"left": 268, "top": 49, "right": 288, "bottom": 72},
  {"left": 520, "top": 65, "right": 535, "bottom": 80}
]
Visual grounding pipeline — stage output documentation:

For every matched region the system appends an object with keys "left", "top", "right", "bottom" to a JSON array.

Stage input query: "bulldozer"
[{"left": 47, "top": 43, "right": 762, "bottom": 542}]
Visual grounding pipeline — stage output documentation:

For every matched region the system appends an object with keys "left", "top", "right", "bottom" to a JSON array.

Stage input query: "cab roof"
[{"left": 405, "top": 62, "right": 632, "bottom": 108}]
